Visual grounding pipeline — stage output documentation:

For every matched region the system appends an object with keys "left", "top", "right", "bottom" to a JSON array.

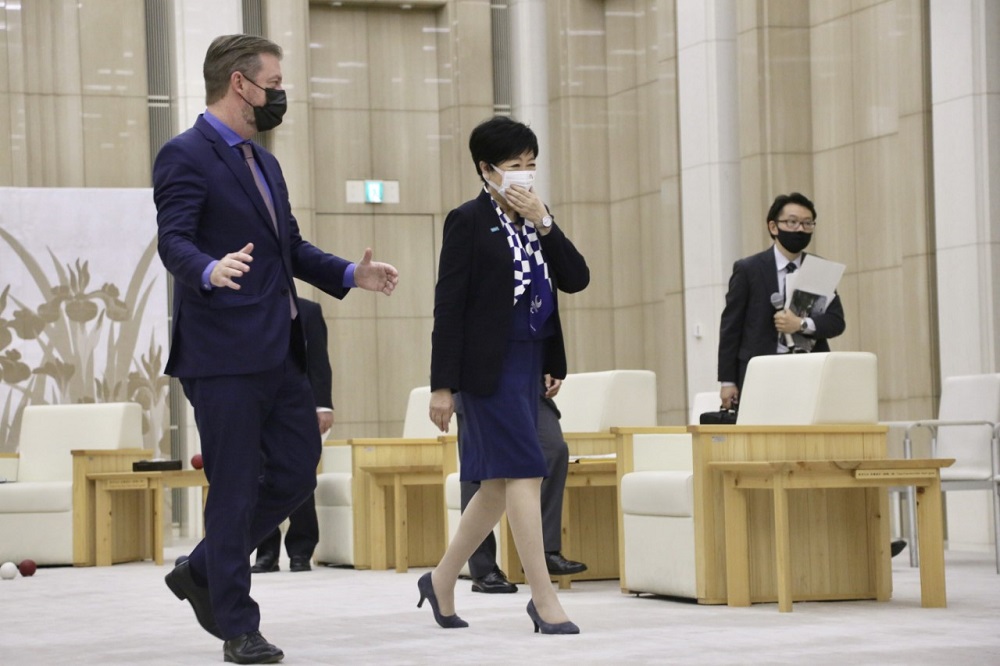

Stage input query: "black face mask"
[
  {"left": 241, "top": 77, "right": 287, "bottom": 132},
  {"left": 776, "top": 229, "right": 812, "bottom": 254}
]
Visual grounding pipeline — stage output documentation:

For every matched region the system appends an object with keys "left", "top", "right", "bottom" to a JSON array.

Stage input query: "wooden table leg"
[
  {"left": 723, "top": 472, "right": 751, "bottom": 607},
  {"left": 773, "top": 473, "right": 793, "bottom": 613},
  {"left": 394, "top": 475, "right": 408, "bottom": 573},
  {"left": 151, "top": 480, "right": 164, "bottom": 566},
  {"left": 94, "top": 480, "right": 113, "bottom": 567},
  {"left": 915, "top": 479, "right": 947, "bottom": 608},
  {"left": 369, "top": 477, "right": 388, "bottom": 570}
]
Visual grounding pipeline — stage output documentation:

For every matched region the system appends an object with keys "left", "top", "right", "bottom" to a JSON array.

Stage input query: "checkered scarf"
[{"left": 486, "top": 186, "right": 554, "bottom": 333}]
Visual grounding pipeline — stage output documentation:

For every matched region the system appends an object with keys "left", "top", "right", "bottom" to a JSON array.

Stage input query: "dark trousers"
[
  {"left": 254, "top": 493, "right": 319, "bottom": 560},
  {"left": 459, "top": 397, "right": 568, "bottom": 580},
  {"left": 180, "top": 349, "right": 321, "bottom": 639}
]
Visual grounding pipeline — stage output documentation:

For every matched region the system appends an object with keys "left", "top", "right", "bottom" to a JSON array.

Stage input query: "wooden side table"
[
  {"left": 87, "top": 469, "right": 208, "bottom": 566},
  {"left": 711, "top": 458, "right": 953, "bottom": 612},
  {"left": 359, "top": 464, "right": 443, "bottom": 572}
]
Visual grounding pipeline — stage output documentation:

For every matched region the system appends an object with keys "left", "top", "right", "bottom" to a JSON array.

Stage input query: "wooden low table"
[
  {"left": 711, "top": 458, "right": 953, "bottom": 612},
  {"left": 87, "top": 469, "right": 208, "bottom": 567},
  {"left": 359, "top": 464, "right": 443, "bottom": 572}
]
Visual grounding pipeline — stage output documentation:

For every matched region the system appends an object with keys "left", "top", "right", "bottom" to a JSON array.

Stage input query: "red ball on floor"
[
  {"left": 18, "top": 559, "right": 37, "bottom": 577},
  {"left": 191, "top": 453, "right": 203, "bottom": 470}
]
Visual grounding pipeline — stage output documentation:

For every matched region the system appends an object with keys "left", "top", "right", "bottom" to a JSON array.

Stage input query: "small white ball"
[{"left": 0, "top": 561, "right": 18, "bottom": 580}]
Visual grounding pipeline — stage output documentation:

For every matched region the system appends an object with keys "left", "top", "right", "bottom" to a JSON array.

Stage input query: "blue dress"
[{"left": 458, "top": 296, "right": 553, "bottom": 482}]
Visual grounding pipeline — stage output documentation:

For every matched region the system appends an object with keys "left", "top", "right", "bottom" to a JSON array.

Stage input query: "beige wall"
[
  {"left": 734, "top": 0, "right": 938, "bottom": 422},
  {"left": 548, "top": 0, "right": 687, "bottom": 424},
  {"left": 302, "top": 2, "right": 493, "bottom": 438},
  {"left": 0, "top": 0, "right": 151, "bottom": 187}
]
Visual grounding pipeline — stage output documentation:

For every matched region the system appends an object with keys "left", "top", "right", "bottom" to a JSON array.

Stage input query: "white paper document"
[{"left": 785, "top": 255, "right": 846, "bottom": 316}]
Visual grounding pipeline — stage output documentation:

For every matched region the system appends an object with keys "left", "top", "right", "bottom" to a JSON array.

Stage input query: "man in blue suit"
[{"left": 154, "top": 34, "right": 398, "bottom": 664}]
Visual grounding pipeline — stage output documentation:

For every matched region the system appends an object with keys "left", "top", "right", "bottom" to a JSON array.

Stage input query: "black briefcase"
[{"left": 699, "top": 408, "right": 738, "bottom": 425}]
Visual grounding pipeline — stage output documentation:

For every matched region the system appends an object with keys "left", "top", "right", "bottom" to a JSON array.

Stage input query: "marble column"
[
  {"left": 929, "top": 0, "right": 1000, "bottom": 551},
  {"left": 676, "top": 0, "right": 741, "bottom": 400}
]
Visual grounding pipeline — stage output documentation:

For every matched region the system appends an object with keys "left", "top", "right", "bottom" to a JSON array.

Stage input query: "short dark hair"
[
  {"left": 203, "top": 34, "right": 282, "bottom": 105},
  {"left": 468, "top": 116, "right": 539, "bottom": 181},
  {"left": 766, "top": 192, "right": 817, "bottom": 236}
]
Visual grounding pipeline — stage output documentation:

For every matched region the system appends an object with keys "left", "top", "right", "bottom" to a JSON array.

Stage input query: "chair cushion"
[
  {"left": 315, "top": 473, "right": 352, "bottom": 506},
  {"left": 621, "top": 471, "right": 694, "bottom": 517},
  {"left": 321, "top": 445, "right": 351, "bottom": 474},
  {"left": 738, "top": 352, "right": 878, "bottom": 425},
  {"left": 18, "top": 403, "right": 143, "bottom": 481},
  {"left": 401, "top": 386, "right": 457, "bottom": 438},
  {"left": 0, "top": 481, "right": 73, "bottom": 512},
  {"left": 632, "top": 434, "right": 693, "bottom": 472},
  {"left": 553, "top": 370, "right": 657, "bottom": 432},
  {"left": 444, "top": 472, "right": 461, "bottom": 509}
]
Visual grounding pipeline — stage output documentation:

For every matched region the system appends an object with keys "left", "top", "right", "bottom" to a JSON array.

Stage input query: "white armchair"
[
  {"left": 0, "top": 403, "right": 147, "bottom": 565},
  {"left": 617, "top": 391, "right": 715, "bottom": 597},
  {"left": 314, "top": 444, "right": 353, "bottom": 566},
  {"left": 619, "top": 431, "right": 695, "bottom": 597},
  {"left": 899, "top": 374, "right": 1000, "bottom": 572}
]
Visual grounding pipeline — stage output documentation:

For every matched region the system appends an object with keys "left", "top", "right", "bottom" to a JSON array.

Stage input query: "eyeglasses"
[{"left": 776, "top": 218, "right": 816, "bottom": 231}]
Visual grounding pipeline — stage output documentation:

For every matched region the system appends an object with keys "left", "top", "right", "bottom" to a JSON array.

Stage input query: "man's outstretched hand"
[{"left": 353, "top": 248, "right": 399, "bottom": 296}]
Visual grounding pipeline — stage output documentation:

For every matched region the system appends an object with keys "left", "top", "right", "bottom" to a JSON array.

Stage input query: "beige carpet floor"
[{"left": 1, "top": 542, "right": 999, "bottom": 665}]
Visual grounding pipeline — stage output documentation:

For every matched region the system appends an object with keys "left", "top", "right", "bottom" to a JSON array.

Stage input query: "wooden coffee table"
[{"left": 86, "top": 469, "right": 208, "bottom": 566}]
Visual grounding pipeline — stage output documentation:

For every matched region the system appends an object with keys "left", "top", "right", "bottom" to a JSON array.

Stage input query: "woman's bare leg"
[
  {"left": 506, "top": 477, "right": 569, "bottom": 623},
  {"left": 430, "top": 478, "right": 506, "bottom": 615}
]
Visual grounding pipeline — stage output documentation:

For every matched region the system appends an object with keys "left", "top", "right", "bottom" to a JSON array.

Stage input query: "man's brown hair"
[{"left": 203, "top": 34, "right": 282, "bottom": 105}]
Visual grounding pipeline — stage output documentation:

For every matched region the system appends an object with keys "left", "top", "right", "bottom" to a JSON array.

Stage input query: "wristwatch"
[
  {"left": 540, "top": 215, "right": 553, "bottom": 229},
  {"left": 799, "top": 318, "right": 809, "bottom": 333}
]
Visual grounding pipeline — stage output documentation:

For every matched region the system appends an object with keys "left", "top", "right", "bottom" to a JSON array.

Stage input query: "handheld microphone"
[{"left": 771, "top": 292, "right": 795, "bottom": 349}]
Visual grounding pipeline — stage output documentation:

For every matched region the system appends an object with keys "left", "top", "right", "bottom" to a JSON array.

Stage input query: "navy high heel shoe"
[
  {"left": 417, "top": 572, "right": 469, "bottom": 628},
  {"left": 526, "top": 599, "right": 580, "bottom": 635}
]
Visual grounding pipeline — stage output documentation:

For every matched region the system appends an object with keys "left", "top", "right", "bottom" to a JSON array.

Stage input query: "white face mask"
[{"left": 487, "top": 164, "right": 534, "bottom": 197}]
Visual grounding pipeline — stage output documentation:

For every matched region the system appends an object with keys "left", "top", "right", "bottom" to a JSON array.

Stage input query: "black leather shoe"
[
  {"left": 250, "top": 555, "right": 279, "bottom": 574},
  {"left": 289, "top": 556, "right": 312, "bottom": 572},
  {"left": 165, "top": 559, "right": 222, "bottom": 639},
  {"left": 471, "top": 567, "right": 518, "bottom": 593},
  {"left": 223, "top": 631, "right": 284, "bottom": 664},
  {"left": 545, "top": 552, "right": 587, "bottom": 575},
  {"left": 890, "top": 539, "right": 907, "bottom": 558}
]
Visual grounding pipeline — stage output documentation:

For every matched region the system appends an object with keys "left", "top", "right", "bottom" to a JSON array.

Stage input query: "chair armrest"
[
  {"left": 902, "top": 420, "right": 998, "bottom": 459},
  {"left": 880, "top": 420, "right": 917, "bottom": 429}
]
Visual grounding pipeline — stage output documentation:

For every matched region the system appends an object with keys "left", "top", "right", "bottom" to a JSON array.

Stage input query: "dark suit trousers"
[
  {"left": 460, "top": 398, "right": 568, "bottom": 579},
  {"left": 255, "top": 493, "right": 319, "bottom": 560},
  {"left": 180, "top": 348, "right": 321, "bottom": 639}
]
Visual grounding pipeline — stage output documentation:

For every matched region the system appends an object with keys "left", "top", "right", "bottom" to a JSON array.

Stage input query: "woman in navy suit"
[{"left": 421, "top": 116, "right": 590, "bottom": 634}]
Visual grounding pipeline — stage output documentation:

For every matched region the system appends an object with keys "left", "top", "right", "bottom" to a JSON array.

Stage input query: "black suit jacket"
[
  {"left": 431, "top": 190, "right": 590, "bottom": 396},
  {"left": 718, "top": 247, "right": 846, "bottom": 387},
  {"left": 299, "top": 299, "right": 333, "bottom": 410}
]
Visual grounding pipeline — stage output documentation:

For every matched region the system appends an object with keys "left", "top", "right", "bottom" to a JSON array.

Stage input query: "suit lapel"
[
  {"left": 761, "top": 247, "right": 779, "bottom": 297},
  {"left": 197, "top": 118, "right": 280, "bottom": 239}
]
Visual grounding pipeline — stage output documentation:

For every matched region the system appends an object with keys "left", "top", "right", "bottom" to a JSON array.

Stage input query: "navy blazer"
[
  {"left": 717, "top": 247, "right": 846, "bottom": 386},
  {"left": 431, "top": 190, "right": 590, "bottom": 396},
  {"left": 154, "top": 115, "right": 351, "bottom": 378}
]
